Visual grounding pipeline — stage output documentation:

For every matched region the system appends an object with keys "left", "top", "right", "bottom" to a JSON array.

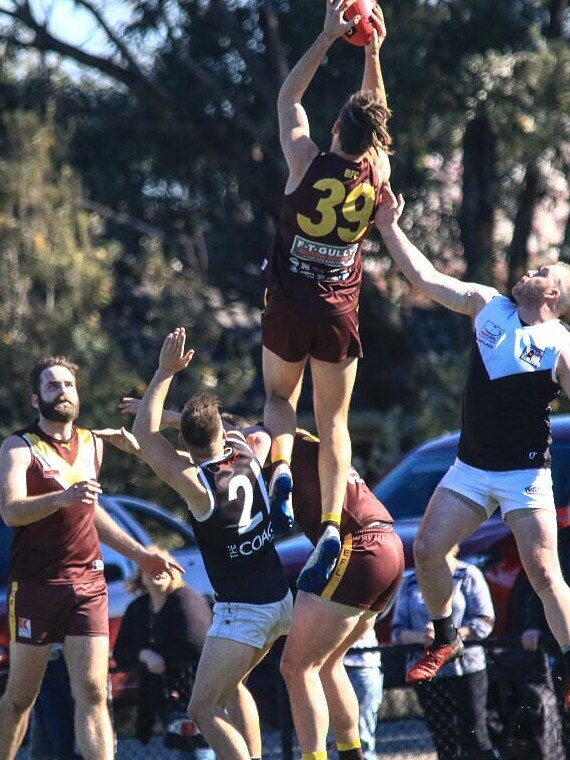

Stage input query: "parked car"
[{"left": 275, "top": 414, "right": 570, "bottom": 640}]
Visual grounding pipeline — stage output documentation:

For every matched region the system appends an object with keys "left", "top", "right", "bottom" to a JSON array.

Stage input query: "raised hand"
[
  {"left": 159, "top": 327, "right": 195, "bottom": 376},
  {"left": 92, "top": 427, "right": 141, "bottom": 456},
  {"left": 324, "top": 0, "right": 360, "bottom": 40},
  {"left": 118, "top": 397, "right": 141, "bottom": 416},
  {"left": 366, "top": 3, "right": 386, "bottom": 52},
  {"left": 375, "top": 182, "right": 405, "bottom": 229}
]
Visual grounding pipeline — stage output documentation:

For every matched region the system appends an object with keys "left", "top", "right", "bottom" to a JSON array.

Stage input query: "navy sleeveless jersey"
[
  {"left": 458, "top": 296, "right": 570, "bottom": 470},
  {"left": 188, "top": 432, "right": 289, "bottom": 604}
]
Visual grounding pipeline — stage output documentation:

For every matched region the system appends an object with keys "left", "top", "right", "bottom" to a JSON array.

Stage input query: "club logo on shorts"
[
  {"left": 524, "top": 485, "right": 543, "bottom": 495},
  {"left": 18, "top": 617, "right": 32, "bottom": 638},
  {"left": 520, "top": 343, "right": 544, "bottom": 368},
  {"left": 478, "top": 321, "right": 505, "bottom": 348}
]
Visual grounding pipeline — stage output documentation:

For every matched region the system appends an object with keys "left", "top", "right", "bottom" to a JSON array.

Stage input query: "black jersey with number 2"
[{"left": 187, "top": 431, "right": 289, "bottom": 604}]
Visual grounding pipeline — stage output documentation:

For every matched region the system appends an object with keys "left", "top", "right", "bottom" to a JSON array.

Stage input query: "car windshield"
[{"left": 373, "top": 446, "right": 457, "bottom": 519}]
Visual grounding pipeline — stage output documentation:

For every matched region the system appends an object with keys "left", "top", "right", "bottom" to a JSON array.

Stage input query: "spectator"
[
  {"left": 391, "top": 546, "right": 498, "bottom": 760},
  {"left": 343, "top": 625, "right": 383, "bottom": 760},
  {"left": 113, "top": 546, "right": 214, "bottom": 759}
]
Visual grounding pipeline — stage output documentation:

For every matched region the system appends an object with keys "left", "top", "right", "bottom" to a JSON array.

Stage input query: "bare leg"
[
  {"left": 280, "top": 591, "right": 366, "bottom": 754},
  {"left": 64, "top": 635, "right": 114, "bottom": 760},
  {"left": 0, "top": 642, "right": 51, "bottom": 760},
  {"left": 413, "top": 489, "right": 485, "bottom": 618},
  {"left": 225, "top": 680, "right": 264, "bottom": 758},
  {"left": 189, "top": 637, "right": 267, "bottom": 760},
  {"left": 320, "top": 616, "right": 377, "bottom": 745},
  {"left": 262, "top": 347, "right": 306, "bottom": 467},
  {"left": 509, "top": 509, "right": 570, "bottom": 647},
  {"left": 310, "top": 357, "right": 358, "bottom": 526}
]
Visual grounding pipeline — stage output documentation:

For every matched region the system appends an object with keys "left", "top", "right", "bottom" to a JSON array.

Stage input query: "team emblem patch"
[
  {"left": 520, "top": 344, "right": 544, "bottom": 368},
  {"left": 478, "top": 321, "right": 505, "bottom": 348},
  {"left": 18, "top": 617, "right": 32, "bottom": 638}
]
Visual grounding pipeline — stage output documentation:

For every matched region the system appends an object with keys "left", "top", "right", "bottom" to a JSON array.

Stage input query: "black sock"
[{"left": 433, "top": 615, "right": 457, "bottom": 646}]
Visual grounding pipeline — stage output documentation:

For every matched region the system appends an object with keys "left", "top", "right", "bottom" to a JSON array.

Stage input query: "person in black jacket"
[{"left": 113, "top": 546, "right": 214, "bottom": 758}]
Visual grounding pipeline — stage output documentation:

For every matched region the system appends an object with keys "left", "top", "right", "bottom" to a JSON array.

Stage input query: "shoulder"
[{"left": 0, "top": 434, "right": 33, "bottom": 463}]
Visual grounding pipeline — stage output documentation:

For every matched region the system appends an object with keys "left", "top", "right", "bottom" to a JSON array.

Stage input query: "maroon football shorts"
[
  {"left": 261, "top": 292, "right": 363, "bottom": 363},
  {"left": 8, "top": 574, "right": 109, "bottom": 645},
  {"left": 320, "top": 526, "right": 404, "bottom": 612}
]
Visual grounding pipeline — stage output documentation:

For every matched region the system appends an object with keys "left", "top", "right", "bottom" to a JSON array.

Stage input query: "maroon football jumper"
[
  {"left": 291, "top": 430, "right": 404, "bottom": 611},
  {"left": 8, "top": 422, "right": 108, "bottom": 644},
  {"left": 262, "top": 152, "right": 382, "bottom": 362}
]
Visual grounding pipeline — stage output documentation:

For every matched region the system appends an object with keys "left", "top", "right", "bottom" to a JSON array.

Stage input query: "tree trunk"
[
  {"left": 459, "top": 115, "right": 497, "bottom": 285},
  {"left": 506, "top": 161, "right": 542, "bottom": 291}
]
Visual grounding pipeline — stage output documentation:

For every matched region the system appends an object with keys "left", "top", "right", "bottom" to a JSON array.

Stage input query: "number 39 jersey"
[
  {"left": 264, "top": 152, "right": 382, "bottom": 316},
  {"left": 188, "top": 431, "right": 289, "bottom": 604}
]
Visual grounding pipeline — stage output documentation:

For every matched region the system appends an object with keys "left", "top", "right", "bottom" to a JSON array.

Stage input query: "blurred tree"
[{"left": 0, "top": 0, "right": 566, "bottom": 476}]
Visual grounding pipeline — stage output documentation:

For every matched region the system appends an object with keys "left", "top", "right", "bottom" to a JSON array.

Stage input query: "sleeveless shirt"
[
  {"left": 458, "top": 296, "right": 570, "bottom": 470},
  {"left": 264, "top": 152, "right": 382, "bottom": 316},
  {"left": 10, "top": 421, "right": 102, "bottom": 584},
  {"left": 188, "top": 431, "right": 288, "bottom": 604}
]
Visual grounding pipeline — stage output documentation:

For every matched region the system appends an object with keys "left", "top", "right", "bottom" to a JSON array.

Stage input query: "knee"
[
  {"left": 73, "top": 677, "right": 108, "bottom": 708},
  {"left": 413, "top": 535, "right": 435, "bottom": 569},
  {"left": 1, "top": 688, "right": 37, "bottom": 717},
  {"left": 280, "top": 650, "right": 302, "bottom": 685}
]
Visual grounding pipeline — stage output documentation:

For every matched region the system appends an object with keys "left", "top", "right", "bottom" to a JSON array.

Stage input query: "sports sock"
[
  {"left": 432, "top": 614, "right": 457, "bottom": 646},
  {"left": 302, "top": 752, "right": 327, "bottom": 760}
]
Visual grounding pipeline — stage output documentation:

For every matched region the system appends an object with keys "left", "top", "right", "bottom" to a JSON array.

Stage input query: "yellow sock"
[
  {"left": 322, "top": 512, "right": 341, "bottom": 526},
  {"left": 301, "top": 752, "right": 327, "bottom": 760},
  {"left": 337, "top": 740, "right": 361, "bottom": 751}
]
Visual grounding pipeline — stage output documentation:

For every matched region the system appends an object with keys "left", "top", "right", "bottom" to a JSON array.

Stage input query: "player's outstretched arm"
[
  {"left": 119, "top": 397, "right": 182, "bottom": 430},
  {"left": 133, "top": 328, "right": 209, "bottom": 515},
  {"left": 375, "top": 183, "right": 497, "bottom": 316},
  {"left": 278, "top": 0, "right": 358, "bottom": 185},
  {"left": 361, "top": 4, "right": 387, "bottom": 107}
]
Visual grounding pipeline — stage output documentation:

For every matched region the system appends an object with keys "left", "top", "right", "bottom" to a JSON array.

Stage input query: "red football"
[{"left": 343, "top": 0, "right": 377, "bottom": 47}]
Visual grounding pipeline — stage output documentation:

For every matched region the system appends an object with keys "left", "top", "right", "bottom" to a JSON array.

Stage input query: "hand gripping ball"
[{"left": 343, "top": 0, "right": 377, "bottom": 46}]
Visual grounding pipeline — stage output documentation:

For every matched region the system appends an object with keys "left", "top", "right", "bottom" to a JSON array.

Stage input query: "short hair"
[
  {"left": 180, "top": 393, "right": 222, "bottom": 450},
  {"left": 338, "top": 91, "right": 393, "bottom": 158},
  {"left": 29, "top": 356, "right": 79, "bottom": 395},
  {"left": 125, "top": 545, "right": 185, "bottom": 595}
]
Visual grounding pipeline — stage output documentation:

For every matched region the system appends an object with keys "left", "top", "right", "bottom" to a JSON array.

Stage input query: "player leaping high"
[{"left": 262, "top": 0, "right": 392, "bottom": 594}]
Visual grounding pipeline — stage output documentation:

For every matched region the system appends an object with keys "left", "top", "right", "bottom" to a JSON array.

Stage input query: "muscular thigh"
[
  {"left": 8, "top": 576, "right": 107, "bottom": 645},
  {"left": 321, "top": 528, "right": 404, "bottom": 612}
]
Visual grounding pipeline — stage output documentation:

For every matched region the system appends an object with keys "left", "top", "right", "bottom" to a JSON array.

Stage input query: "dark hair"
[
  {"left": 29, "top": 356, "right": 79, "bottom": 395},
  {"left": 180, "top": 393, "right": 222, "bottom": 449},
  {"left": 338, "top": 91, "right": 393, "bottom": 158}
]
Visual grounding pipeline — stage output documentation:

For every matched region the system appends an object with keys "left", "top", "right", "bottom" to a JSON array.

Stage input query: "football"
[{"left": 343, "top": 0, "right": 377, "bottom": 47}]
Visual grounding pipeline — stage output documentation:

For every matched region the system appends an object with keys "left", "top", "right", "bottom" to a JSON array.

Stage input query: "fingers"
[
  {"left": 69, "top": 479, "right": 102, "bottom": 505},
  {"left": 119, "top": 397, "right": 140, "bottom": 415}
]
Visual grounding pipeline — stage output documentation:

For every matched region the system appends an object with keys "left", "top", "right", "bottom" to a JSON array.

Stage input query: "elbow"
[{"left": 1, "top": 506, "right": 19, "bottom": 527}]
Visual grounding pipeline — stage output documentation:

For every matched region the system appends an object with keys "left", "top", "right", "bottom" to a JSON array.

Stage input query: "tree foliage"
[{"left": 0, "top": 0, "right": 567, "bottom": 483}]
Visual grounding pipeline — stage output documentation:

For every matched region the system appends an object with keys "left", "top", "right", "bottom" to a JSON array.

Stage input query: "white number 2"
[{"left": 229, "top": 474, "right": 261, "bottom": 535}]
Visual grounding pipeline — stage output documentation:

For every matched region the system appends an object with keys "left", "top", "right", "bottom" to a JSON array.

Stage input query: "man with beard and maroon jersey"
[
  {"left": 0, "top": 356, "right": 182, "bottom": 760},
  {"left": 375, "top": 181, "right": 570, "bottom": 706},
  {"left": 261, "top": 0, "right": 392, "bottom": 595}
]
